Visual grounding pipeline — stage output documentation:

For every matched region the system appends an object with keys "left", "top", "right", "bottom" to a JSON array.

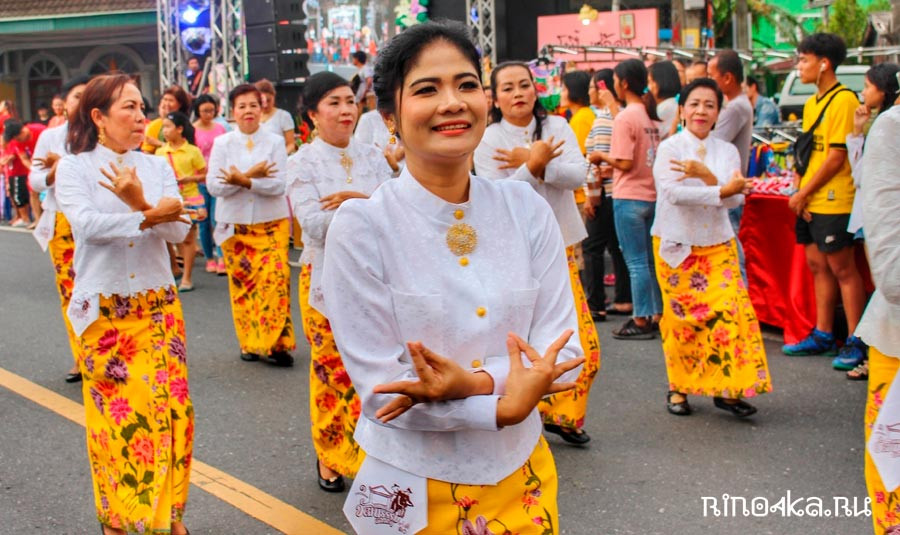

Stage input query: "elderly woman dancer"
[
  {"left": 651, "top": 78, "right": 772, "bottom": 417},
  {"left": 288, "top": 72, "right": 394, "bottom": 492},
  {"left": 55, "top": 74, "right": 193, "bottom": 535},
  {"left": 473, "top": 60, "right": 601, "bottom": 445},
  {"left": 207, "top": 84, "right": 294, "bottom": 366},
  {"left": 323, "top": 21, "right": 584, "bottom": 534},
  {"left": 29, "top": 74, "right": 90, "bottom": 383}
]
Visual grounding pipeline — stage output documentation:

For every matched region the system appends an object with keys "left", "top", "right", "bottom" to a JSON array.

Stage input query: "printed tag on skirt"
[
  {"left": 343, "top": 455, "right": 427, "bottom": 535},
  {"left": 33, "top": 210, "right": 55, "bottom": 251},
  {"left": 868, "top": 370, "right": 900, "bottom": 492}
]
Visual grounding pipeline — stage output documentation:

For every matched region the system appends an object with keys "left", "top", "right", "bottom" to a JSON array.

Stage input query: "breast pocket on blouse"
[
  {"left": 504, "top": 280, "right": 540, "bottom": 335},
  {"left": 389, "top": 288, "right": 444, "bottom": 356}
]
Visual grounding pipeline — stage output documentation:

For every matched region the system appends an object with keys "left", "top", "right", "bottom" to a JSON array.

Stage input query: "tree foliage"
[{"left": 824, "top": 0, "right": 868, "bottom": 48}]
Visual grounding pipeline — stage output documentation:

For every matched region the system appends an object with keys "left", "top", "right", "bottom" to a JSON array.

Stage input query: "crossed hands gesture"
[
  {"left": 99, "top": 162, "right": 191, "bottom": 226},
  {"left": 373, "top": 330, "right": 583, "bottom": 428},
  {"left": 219, "top": 161, "right": 278, "bottom": 188}
]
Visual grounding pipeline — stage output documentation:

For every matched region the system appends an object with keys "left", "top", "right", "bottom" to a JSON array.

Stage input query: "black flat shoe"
[
  {"left": 612, "top": 318, "right": 655, "bottom": 340},
  {"left": 240, "top": 352, "right": 260, "bottom": 362},
  {"left": 666, "top": 391, "right": 692, "bottom": 416},
  {"left": 266, "top": 350, "right": 294, "bottom": 367},
  {"left": 65, "top": 372, "right": 82, "bottom": 383},
  {"left": 317, "top": 460, "right": 345, "bottom": 493},
  {"left": 543, "top": 423, "right": 591, "bottom": 445},
  {"left": 590, "top": 310, "right": 607, "bottom": 322},
  {"left": 713, "top": 397, "right": 757, "bottom": 418}
]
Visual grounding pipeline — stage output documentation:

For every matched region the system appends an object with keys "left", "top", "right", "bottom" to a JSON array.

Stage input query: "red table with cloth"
[{"left": 739, "top": 193, "right": 872, "bottom": 344}]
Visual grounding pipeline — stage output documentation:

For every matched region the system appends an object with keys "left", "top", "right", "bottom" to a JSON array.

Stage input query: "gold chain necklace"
[
  {"left": 696, "top": 142, "right": 707, "bottom": 161},
  {"left": 339, "top": 150, "right": 353, "bottom": 183}
]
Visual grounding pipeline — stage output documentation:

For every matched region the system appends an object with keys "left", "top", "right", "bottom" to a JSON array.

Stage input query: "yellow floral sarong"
[
  {"left": 78, "top": 287, "right": 193, "bottom": 533},
  {"left": 299, "top": 264, "right": 364, "bottom": 477},
  {"left": 653, "top": 238, "right": 771, "bottom": 398},
  {"left": 539, "top": 246, "right": 602, "bottom": 431},
  {"left": 48, "top": 212, "right": 79, "bottom": 365},
  {"left": 865, "top": 346, "right": 900, "bottom": 534},
  {"left": 221, "top": 218, "right": 295, "bottom": 356},
  {"left": 422, "top": 436, "right": 558, "bottom": 535}
]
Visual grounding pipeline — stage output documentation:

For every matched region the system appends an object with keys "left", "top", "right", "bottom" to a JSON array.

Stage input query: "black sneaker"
[{"left": 612, "top": 318, "right": 655, "bottom": 340}]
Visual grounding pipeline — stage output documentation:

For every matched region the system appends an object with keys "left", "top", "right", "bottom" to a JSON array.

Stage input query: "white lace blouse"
[
  {"left": 473, "top": 116, "right": 588, "bottom": 247},
  {"left": 55, "top": 145, "right": 190, "bottom": 335},
  {"left": 206, "top": 128, "right": 289, "bottom": 228},
  {"left": 650, "top": 130, "right": 744, "bottom": 267},
  {"left": 322, "top": 169, "right": 582, "bottom": 484},
  {"left": 28, "top": 123, "right": 69, "bottom": 250},
  {"left": 287, "top": 137, "right": 393, "bottom": 314}
]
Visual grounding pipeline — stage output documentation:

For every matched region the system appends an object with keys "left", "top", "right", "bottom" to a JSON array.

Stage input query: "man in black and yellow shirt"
[{"left": 783, "top": 33, "right": 868, "bottom": 371}]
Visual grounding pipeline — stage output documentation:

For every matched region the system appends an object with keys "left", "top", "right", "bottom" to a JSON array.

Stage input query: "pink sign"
[{"left": 537, "top": 9, "right": 659, "bottom": 53}]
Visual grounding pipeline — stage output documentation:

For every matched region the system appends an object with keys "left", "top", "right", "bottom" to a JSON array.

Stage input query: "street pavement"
[{"left": 0, "top": 227, "right": 872, "bottom": 534}]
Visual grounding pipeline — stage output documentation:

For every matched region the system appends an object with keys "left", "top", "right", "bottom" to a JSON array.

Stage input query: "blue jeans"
[
  {"left": 613, "top": 199, "right": 663, "bottom": 318},
  {"left": 728, "top": 205, "right": 748, "bottom": 285},
  {"left": 197, "top": 183, "right": 220, "bottom": 259}
]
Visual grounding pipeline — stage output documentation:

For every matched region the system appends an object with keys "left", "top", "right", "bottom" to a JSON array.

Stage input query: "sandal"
[
  {"left": 612, "top": 318, "right": 655, "bottom": 340},
  {"left": 846, "top": 361, "right": 868, "bottom": 381}
]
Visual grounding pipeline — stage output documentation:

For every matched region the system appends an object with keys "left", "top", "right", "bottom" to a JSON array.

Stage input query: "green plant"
[{"left": 823, "top": 0, "right": 867, "bottom": 48}]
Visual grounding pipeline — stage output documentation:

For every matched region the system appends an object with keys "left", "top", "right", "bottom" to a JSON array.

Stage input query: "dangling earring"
[
  {"left": 98, "top": 126, "right": 107, "bottom": 147},
  {"left": 310, "top": 119, "right": 319, "bottom": 141},
  {"left": 389, "top": 125, "right": 397, "bottom": 145}
]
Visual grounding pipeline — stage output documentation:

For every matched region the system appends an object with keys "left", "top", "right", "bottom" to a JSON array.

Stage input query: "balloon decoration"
[{"left": 395, "top": 0, "right": 429, "bottom": 29}]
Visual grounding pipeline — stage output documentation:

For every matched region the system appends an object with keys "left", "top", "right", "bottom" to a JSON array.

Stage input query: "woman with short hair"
[{"left": 207, "top": 84, "right": 295, "bottom": 366}]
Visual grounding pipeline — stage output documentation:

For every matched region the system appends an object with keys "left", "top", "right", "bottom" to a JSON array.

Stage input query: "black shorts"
[
  {"left": 795, "top": 213, "right": 854, "bottom": 253},
  {"left": 9, "top": 175, "right": 29, "bottom": 207}
]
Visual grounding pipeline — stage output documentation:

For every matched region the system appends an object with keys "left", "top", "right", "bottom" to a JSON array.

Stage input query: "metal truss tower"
[
  {"left": 156, "top": 0, "right": 246, "bottom": 105},
  {"left": 466, "top": 0, "right": 497, "bottom": 65}
]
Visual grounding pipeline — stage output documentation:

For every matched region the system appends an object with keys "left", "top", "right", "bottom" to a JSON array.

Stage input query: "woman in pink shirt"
[{"left": 589, "top": 59, "right": 663, "bottom": 339}]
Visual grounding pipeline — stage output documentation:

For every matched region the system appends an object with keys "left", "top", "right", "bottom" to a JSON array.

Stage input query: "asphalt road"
[{"left": 0, "top": 228, "right": 872, "bottom": 535}]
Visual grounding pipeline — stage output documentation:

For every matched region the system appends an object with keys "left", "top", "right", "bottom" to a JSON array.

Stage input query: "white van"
[{"left": 777, "top": 65, "right": 866, "bottom": 121}]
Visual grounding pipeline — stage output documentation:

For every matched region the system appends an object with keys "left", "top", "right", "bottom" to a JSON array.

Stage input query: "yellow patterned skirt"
[
  {"left": 48, "top": 211, "right": 79, "bottom": 365},
  {"left": 865, "top": 345, "right": 900, "bottom": 534},
  {"left": 78, "top": 287, "right": 193, "bottom": 533},
  {"left": 653, "top": 238, "right": 771, "bottom": 398},
  {"left": 539, "top": 245, "right": 602, "bottom": 431},
  {"left": 221, "top": 218, "right": 295, "bottom": 356},
  {"left": 299, "top": 264, "right": 364, "bottom": 477},
  {"left": 422, "top": 436, "right": 558, "bottom": 535}
]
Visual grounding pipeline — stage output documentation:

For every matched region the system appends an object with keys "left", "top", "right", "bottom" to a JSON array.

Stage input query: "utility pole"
[{"left": 734, "top": 0, "right": 750, "bottom": 50}]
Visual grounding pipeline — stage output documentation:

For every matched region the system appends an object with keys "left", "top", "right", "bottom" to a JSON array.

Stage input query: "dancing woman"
[
  {"left": 55, "top": 73, "right": 193, "bottom": 535},
  {"left": 207, "top": 84, "right": 294, "bottom": 366},
  {"left": 473, "top": 61, "right": 600, "bottom": 445},
  {"left": 287, "top": 72, "right": 394, "bottom": 492},
  {"left": 323, "top": 21, "right": 583, "bottom": 534}
]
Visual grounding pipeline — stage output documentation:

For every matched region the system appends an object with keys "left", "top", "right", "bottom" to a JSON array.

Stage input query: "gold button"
[
  {"left": 129, "top": 273, "right": 135, "bottom": 279},
  {"left": 128, "top": 242, "right": 134, "bottom": 248},
  {"left": 453, "top": 209, "right": 464, "bottom": 220},
  {"left": 476, "top": 307, "right": 486, "bottom": 317},
  {"left": 471, "top": 359, "right": 482, "bottom": 368},
  {"left": 459, "top": 257, "right": 469, "bottom": 266}
]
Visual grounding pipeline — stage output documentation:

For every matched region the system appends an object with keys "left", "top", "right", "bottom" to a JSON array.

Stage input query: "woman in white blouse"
[
  {"left": 255, "top": 79, "right": 296, "bottom": 155},
  {"left": 473, "top": 61, "right": 600, "bottom": 446},
  {"left": 287, "top": 72, "right": 394, "bottom": 493},
  {"left": 55, "top": 74, "right": 193, "bottom": 535},
  {"left": 29, "top": 74, "right": 90, "bottom": 383},
  {"left": 207, "top": 84, "right": 294, "bottom": 366},
  {"left": 651, "top": 78, "right": 771, "bottom": 418},
  {"left": 322, "top": 21, "right": 584, "bottom": 534}
]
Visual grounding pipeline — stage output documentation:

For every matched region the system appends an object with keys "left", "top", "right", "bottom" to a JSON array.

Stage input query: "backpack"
[{"left": 793, "top": 88, "right": 854, "bottom": 177}]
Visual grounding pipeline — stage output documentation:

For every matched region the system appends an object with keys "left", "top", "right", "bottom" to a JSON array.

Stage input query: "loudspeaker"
[
  {"left": 244, "top": 0, "right": 306, "bottom": 26},
  {"left": 246, "top": 23, "right": 308, "bottom": 54},
  {"left": 248, "top": 52, "right": 311, "bottom": 83}
]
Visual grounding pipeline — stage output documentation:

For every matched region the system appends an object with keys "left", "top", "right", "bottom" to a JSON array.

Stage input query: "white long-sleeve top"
[
  {"left": 287, "top": 137, "right": 392, "bottom": 314},
  {"left": 473, "top": 116, "right": 588, "bottom": 247},
  {"left": 354, "top": 110, "right": 391, "bottom": 148},
  {"left": 206, "top": 128, "right": 289, "bottom": 225},
  {"left": 845, "top": 133, "right": 865, "bottom": 234},
  {"left": 650, "top": 130, "right": 744, "bottom": 267},
  {"left": 28, "top": 123, "right": 69, "bottom": 250},
  {"left": 322, "top": 169, "right": 582, "bottom": 484},
  {"left": 55, "top": 145, "right": 190, "bottom": 335},
  {"left": 856, "top": 106, "right": 900, "bottom": 357}
]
